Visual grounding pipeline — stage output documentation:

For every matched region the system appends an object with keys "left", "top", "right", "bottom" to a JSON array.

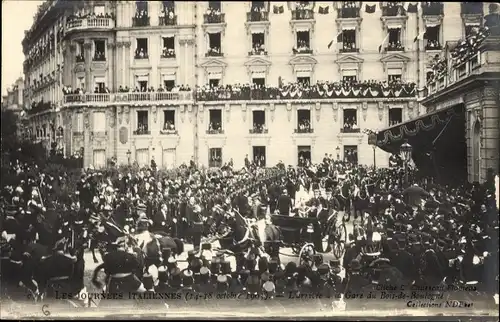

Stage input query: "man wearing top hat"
[
  {"left": 186, "top": 196, "right": 203, "bottom": 252},
  {"left": 277, "top": 189, "right": 293, "bottom": 216}
]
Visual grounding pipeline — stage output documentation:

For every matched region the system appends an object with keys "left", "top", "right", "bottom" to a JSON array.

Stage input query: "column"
[
  {"left": 107, "top": 42, "right": 116, "bottom": 90},
  {"left": 123, "top": 41, "right": 131, "bottom": 87},
  {"left": 481, "top": 85, "right": 500, "bottom": 181},
  {"left": 84, "top": 42, "right": 93, "bottom": 90}
]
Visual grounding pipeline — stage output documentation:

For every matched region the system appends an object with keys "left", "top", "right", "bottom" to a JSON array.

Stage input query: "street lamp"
[
  {"left": 126, "top": 149, "right": 131, "bottom": 165},
  {"left": 400, "top": 140, "right": 413, "bottom": 187},
  {"left": 336, "top": 146, "right": 340, "bottom": 160},
  {"left": 367, "top": 132, "right": 378, "bottom": 168}
]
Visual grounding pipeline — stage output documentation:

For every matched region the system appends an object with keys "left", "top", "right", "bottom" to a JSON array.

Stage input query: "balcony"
[
  {"left": 293, "top": 48, "right": 313, "bottom": 55},
  {"left": 248, "top": 50, "right": 268, "bottom": 56},
  {"left": 294, "top": 128, "right": 314, "bottom": 134},
  {"left": 159, "top": 15, "right": 177, "bottom": 26},
  {"left": 133, "top": 130, "right": 151, "bottom": 135},
  {"left": 203, "top": 13, "right": 225, "bottom": 24},
  {"left": 291, "top": 9, "right": 314, "bottom": 20},
  {"left": 62, "top": 91, "right": 193, "bottom": 106},
  {"left": 461, "top": 3, "right": 483, "bottom": 16},
  {"left": 338, "top": 7, "right": 360, "bottom": 19},
  {"left": 340, "top": 128, "right": 361, "bottom": 133},
  {"left": 206, "top": 129, "right": 224, "bottom": 135},
  {"left": 65, "top": 17, "right": 115, "bottom": 33},
  {"left": 249, "top": 129, "right": 269, "bottom": 134},
  {"left": 381, "top": 5, "right": 406, "bottom": 17},
  {"left": 132, "top": 16, "right": 150, "bottom": 27},
  {"left": 92, "top": 55, "right": 106, "bottom": 62},
  {"left": 160, "top": 129, "right": 178, "bottom": 135},
  {"left": 247, "top": 11, "right": 269, "bottom": 22},
  {"left": 205, "top": 52, "right": 224, "bottom": 57},
  {"left": 339, "top": 47, "right": 359, "bottom": 53},
  {"left": 421, "top": 3, "right": 444, "bottom": 16},
  {"left": 387, "top": 45, "right": 405, "bottom": 52}
]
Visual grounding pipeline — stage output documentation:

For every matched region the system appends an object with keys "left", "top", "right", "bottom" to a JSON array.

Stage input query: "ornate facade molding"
[
  {"left": 332, "top": 102, "right": 338, "bottom": 122},
  {"left": 315, "top": 102, "right": 321, "bottom": 122},
  {"left": 241, "top": 103, "right": 247, "bottom": 122}
]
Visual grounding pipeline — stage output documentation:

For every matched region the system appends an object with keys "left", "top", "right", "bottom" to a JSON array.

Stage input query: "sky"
[{"left": 1, "top": 0, "right": 43, "bottom": 97}]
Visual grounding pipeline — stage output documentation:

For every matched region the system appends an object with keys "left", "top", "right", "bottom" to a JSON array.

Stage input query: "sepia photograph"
[{"left": 0, "top": 0, "right": 499, "bottom": 319}]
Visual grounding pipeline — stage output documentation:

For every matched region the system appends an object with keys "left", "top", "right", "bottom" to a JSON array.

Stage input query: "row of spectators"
[
  {"left": 208, "top": 122, "right": 223, "bottom": 134},
  {"left": 61, "top": 85, "right": 192, "bottom": 96},
  {"left": 160, "top": 4, "right": 176, "bottom": 25},
  {"left": 205, "top": 6, "right": 224, "bottom": 23},
  {"left": 296, "top": 120, "right": 312, "bottom": 133},
  {"left": 387, "top": 42, "right": 404, "bottom": 52},
  {"left": 251, "top": 123, "right": 268, "bottom": 134},
  {"left": 451, "top": 26, "right": 490, "bottom": 67},
  {"left": 427, "top": 54, "right": 447, "bottom": 85},
  {"left": 195, "top": 80, "right": 417, "bottom": 101},
  {"left": 342, "top": 119, "right": 359, "bottom": 132}
]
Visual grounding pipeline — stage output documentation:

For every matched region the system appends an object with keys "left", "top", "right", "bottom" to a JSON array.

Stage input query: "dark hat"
[
  {"left": 210, "top": 258, "right": 221, "bottom": 274},
  {"left": 221, "top": 260, "right": 232, "bottom": 275},
  {"left": 268, "top": 259, "right": 279, "bottom": 273},
  {"left": 330, "top": 259, "right": 340, "bottom": 267},
  {"left": 258, "top": 257, "right": 269, "bottom": 272},
  {"left": 158, "top": 266, "right": 168, "bottom": 283},
  {"left": 350, "top": 259, "right": 361, "bottom": 271},
  {"left": 187, "top": 250, "right": 196, "bottom": 260},
  {"left": 182, "top": 270, "right": 194, "bottom": 286},
  {"left": 201, "top": 242, "right": 212, "bottom": 250},
  {"left": 142, "top": 273, "right": 154, "bottom": 290},
  {"left": 190, "top": 259, "right": 203, "bottom": 273},
  {"left": 245, "top": 257, "right": 256, "bottom": 271},
  {"left": 284, "top": 261, "right": 297, "bottom": 277},
  {"left": 318, "top": 263, "right": 330, "bottom": 275}
]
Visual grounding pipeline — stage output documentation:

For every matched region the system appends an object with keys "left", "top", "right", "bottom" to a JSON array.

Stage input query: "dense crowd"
[
  {"left": 1, "top": 149, "right": 498, "bottom": 311},
  {"left": 61, "top": 85, "right": 192, "bottom": 96},
  {"left": 160, "top": 3, "right": 176, "bottom": 26},
  {"left": 195, "top": 80, "right": 417, "bottom": 101},
  {"left": 451, "top": 26, "right": 490, "bottom": 67}
]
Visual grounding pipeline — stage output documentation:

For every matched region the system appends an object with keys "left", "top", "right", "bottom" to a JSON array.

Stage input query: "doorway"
[
  {"left": 473, "top": 121, "right": 481, "bottom": 182},
  {"left": 298, "top": 145, "right": 311, "bottom": 167},
  {"left": 253, "top": 146, "right": 266, "bottom": 167},
  {"left": 162, "top": 148, "right": 176, "bottom": 169}
]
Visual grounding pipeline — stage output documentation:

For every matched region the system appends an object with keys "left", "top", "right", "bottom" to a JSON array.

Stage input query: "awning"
[
  {"left": 342, "top": 26, "right": 356, "bottom": 31},
  {"left": 375, "top": 104, "right": 467, "bottom": 184},
  {"left": 375, "top": 104, "right": 464, "bottom": 154}
]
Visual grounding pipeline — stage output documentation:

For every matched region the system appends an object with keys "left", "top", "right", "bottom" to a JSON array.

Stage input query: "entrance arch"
[{"left": 473, "top": 121, "right": 481, "bottom": 182}]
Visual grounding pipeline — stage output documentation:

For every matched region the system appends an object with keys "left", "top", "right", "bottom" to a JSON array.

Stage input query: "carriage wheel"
[
  {"left": 298, "top": 243, "right": 315, "bottom": 266},
  {"left": 333, "top": 241, "right": 345, "bottom": 259}
]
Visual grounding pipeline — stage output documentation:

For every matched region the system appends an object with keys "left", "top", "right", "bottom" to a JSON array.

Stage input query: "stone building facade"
[{"left": 22, "top": 1, "right": 493, "bottom": 169}]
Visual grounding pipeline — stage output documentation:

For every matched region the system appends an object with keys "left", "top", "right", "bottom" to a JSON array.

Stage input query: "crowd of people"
[
  {"left": 135, "top": 47, "right": 149, "bottom": 59},
  {"left": 205, "top": 6, "right": 224, "bottom": 23},
  {"left": 251, "top": 123, "right": 268, "bottom": 134},
  {"left": 195, "top": 80, "right": 417, "bottom": 101},
  {"left": 61, "top": 85, "right": 192, "bottom": 96},
  {"left": 296, "top": 120, "right": 312, "bottom": 133},
  {"left": 159, "top": 3, "right": 176, "bottom": 26},
  {"left": 425, "top": 40, "right": 442, "bottom": 51},
  {"left": 342, "top": 118, "right": 359, "bottom": 133},
  {"left": 387, "top": 41, "right": 404, "bottom": 52},
  {"left": 208, "top": 122, "right": 223, "bottom": 134},
  {"left": 451, "top": 26, "right": 490, "bottom": 67},
  {"left": 0, "top": 148, "right": 499, "bottom": 311},
  {"left": 427, "top": 54, "right": 447, "bottom": 85},
  {"left": 339, "top": 2, "right": 359, "bottom": 19},
  {"left": 134, "top": 10, "right": 150, "bottom": 27},
  {"left": 1, "top": 151, "right": 497, "bottom": 310}
]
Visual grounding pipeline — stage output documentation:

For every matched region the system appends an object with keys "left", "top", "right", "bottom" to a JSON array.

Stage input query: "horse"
[{"left": 132, "top": 230, "right": 184, "bottom": 270}]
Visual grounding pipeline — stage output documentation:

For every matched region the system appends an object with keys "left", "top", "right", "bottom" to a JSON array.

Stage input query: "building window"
[
  {"left": 135, "top": 111, "right": 149, "bottom": 135},
  {"left": 342, "top": 70, "right": 357, "bottom": 83},
  {"left": 248, "top": 1, "right": 268, "bottom": 22},
  {"left": 294, "top": 31, "right": 312, "bottom": 54},
  {"left": 94, "top": 4, "right": 105, "bottom": 16},
  {"left": 297, "top": 77, "right": 310, "bottom": 86},
  {"left": 205, "top": 1, "right": 224, "bottom": 24},
  {"left": 93, "top": 111, "right": 106, "bottom": 132},
  {"left": 135, "top": 38, "right": 149, "bottom": 59},
  {"left": 209, "top": 79, "right": 220, "bottom": 88},
  {"left": 164, "top": 79, "right": 175, "bottom": 91},
  {"left": 134, "top": 1, "right": 150, "bottom": 26},
  {"left": 94, "top": 77, "right": 106, "bottom": 93},
  {"left": 296, "top": 110, "right": 312, "bottom": 133},
  {"left": 389, "top": 108, "right": 403, "bottom": 126},
  {"left": 160, "top": 1, "right": 176, "bottom": 26},
  {"left": 298, "top": 146, "right": 311, "bottom": 167},
  {"left": 342, "top": 109, "right": 359, "bottom": 132},
  {"left": 76, "top": 41, "right": 84, "bottom": 62},
  {"left": 208, "top": 110, "right": 223, "bottom": 134},
  {"left": 136, "top": 76, "right": 149, "bottom": 92},
  {"left": 251, "top": 110, "right": 267, "bottom": 133},
  {"left": 77, "top": 77, "right": 85, "bottom": 90},
  {"left": 292, "top": 2, "right": 314, "bottom": 20},
  {"left": 344, "top": 145, "right": 358, "bottom": 164},
  {"left": 74, "top": 113, "right": 84, "bottom": 132},
  {"left": 387, "top": 28, "right": 403, "bottom": 51},
  {"left": 250, "top": 33, "right": 266, "bottom": 56},
  {"left": 340, "top": 1, "right": 360, "bottom": 18},
  {"left": 253, "top": 146, "right": 266, "bottom": 167},
  {"left": 425, "top": 25, "right": 442, "bottom": 50},
  {"left": 93, "top": 40, "right": 106, "bottom": 61},
  {"left": 209, "top": 148, "right": 222, "bottom": 167},
  {"left": 207, "top": 33, "right": 222, "bottom": 56},
  {"left": 340, "top": 29, "right": 357, "bottom": 53},
  {"left": 161, "top": 37, "right": 175, "bottom": 58},
  {"left": 388, "top": 68, "right": 402, "bottom": 82},
  {"left": 252, "top": 78, "right": 265, "bottom": 87},
  {"left": 162, "top": 110, "right": 176, "bottom": 133},
  {"left": 209, "top": 1, "right": 221, "bottom": 11}
]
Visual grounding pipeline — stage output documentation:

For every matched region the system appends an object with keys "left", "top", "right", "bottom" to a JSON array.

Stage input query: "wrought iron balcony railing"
[
  {"left": 247, "top": 11, "right": 269, "bottom": 22},
  {"left": 206, "top": 129, "right": 224, "bottom": 134},
  {"left": 340, "top": 128, "right": 361, "bottom": 133},
  {"left": 249, "top": 129, "right": 269, "bottom": 134},
  {"left": 339, "top": 48, "right": 360, "bottom": 53},
  {"left": 132, "top": 16, "right": 150, "bottom": 27},
  {"left": 291, "top": 9, "right": 314, "bottom": 20},
  {"left": 159, "top": 15, "right": 177, "bottom": 26},
  {"left": 133, "top": 130, "right": 151, "bottom": 135},
  {"left": 338, "top": 7, "right": 360, "bottom": 19},
  {"left": 205, "top": 52, "right": 224, "bottom": 57},
  {"left": 294, "top": 128, "right": 314, "bottom": 134},
  {"left": 203, "top": 13, "right": 225, "bottom": 24}
]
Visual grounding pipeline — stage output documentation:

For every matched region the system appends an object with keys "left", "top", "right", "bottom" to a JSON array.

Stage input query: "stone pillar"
[
  {"left": 83, "top": 42, "right": 93, "bottom": 91},
  {"left": 481, "top": 84, "right": 500, "bottom": 181},
  {"left": 83, "top": 108, "right": 92, "bottom": 168},
  {"left": 107, "top": 42, "right": 116, "bottom": 90},
  {"left": 67, "top": 44, "right": 76, "bottom": 87},
  {"left": 123, "top": 41, "right": 131, "bottom": 87}
]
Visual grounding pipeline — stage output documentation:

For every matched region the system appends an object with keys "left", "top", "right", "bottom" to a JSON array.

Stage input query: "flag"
[
  {"left": 328, "top": 31, "right": 343, "bottom": 49},
  {"left": 407, "top": 3, "right": 418, "bottom": 13},
  {"left": 414, "top": 29, "right": 428, "bottom": 42},
  {"left": 365, "top": 4, "right": 376, "bottom": 14},
  {"left": 378, "top": 33, "right": 389, "bottom": 53},
  {"left": 318, "top": 6, "right": 329, "bottom": 14}
]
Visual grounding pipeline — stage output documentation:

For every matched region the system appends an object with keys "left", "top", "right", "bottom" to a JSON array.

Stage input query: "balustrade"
[
  {"left": 63, "top": 91, "right": 193, "bottom": 105},
  {"left": 66, "top": 17, "right": 115, "bottom": 32}
]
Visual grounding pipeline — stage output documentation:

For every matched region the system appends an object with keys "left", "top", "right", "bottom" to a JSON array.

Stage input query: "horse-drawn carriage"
[{"left": 270, "top": 211, "right": 347, "bottom": 262}]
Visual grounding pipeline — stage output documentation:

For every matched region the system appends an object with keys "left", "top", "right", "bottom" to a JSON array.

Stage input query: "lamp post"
[
  {"left": 367, "top": 132, "right": 377, "bottom": 168},
  {"left": 400, "top": 140, "right": 413, "bottom": 187},
  {"left": 336, "top": 146, "right": 340, "bottom": 160},
  {"left": 126, "top": 149, "right": 131, "bottom": 166}
]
